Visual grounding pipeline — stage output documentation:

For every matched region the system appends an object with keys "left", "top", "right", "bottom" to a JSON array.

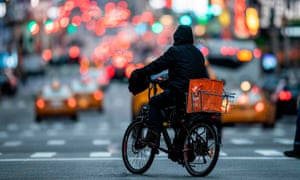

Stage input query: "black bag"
[{"left": 128, "top": 69, "right": 149, "bottom": 95}]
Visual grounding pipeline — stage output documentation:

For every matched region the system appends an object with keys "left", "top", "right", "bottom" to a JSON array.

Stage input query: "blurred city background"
[{"left": 0, "top": 0, "right": 300, "bottom": 179}]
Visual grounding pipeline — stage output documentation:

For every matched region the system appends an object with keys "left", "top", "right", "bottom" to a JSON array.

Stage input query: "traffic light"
[
  {"left": 179, "top": 14, "right": 192, "bottom": 25},
  {"left": 27, "top": 21, "right": 39, "bottom": 35},
  {"left": 67, "top": 24, "right": 77, "bottom": 34},
  {"left": 151, "top": 22, "right": 163, "bottom": 34}
]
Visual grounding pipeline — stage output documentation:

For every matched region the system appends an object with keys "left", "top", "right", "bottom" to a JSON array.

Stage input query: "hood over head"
[{"left": 173, "top": 25, "right": 194, "bottom": 46}]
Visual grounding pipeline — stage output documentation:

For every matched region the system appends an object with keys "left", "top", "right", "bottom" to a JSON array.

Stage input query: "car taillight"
[
  {"left": 36, "top": 99, "right": 45, "bottom": 109},
  {"left": 237, "top": 49, "right": 252, "bottom": 62},
  {"left": 237, "top": 94, "right": 249, "bottom": 104},
  {"left": 278, "top": 90, "right": 292, "bottom": 101},
  {"left": 255, "top": 102, "right": 265, "bottom": 112},
  {"left": 67, "top": 98, "right": 77, "bottom": 108},
  {"left": 106, "top": 65, "right": 115, "bottom": 79},
  {"left": 93, "top": 90, "right": 103, "bottom": 100}
]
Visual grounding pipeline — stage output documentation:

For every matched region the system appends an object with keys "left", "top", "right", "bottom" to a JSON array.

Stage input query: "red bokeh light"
[
  {"left": 42, "top": 49, "right": 52, "bottom": 62},
  {"left": 69, "top": 46, "right": 80, "bottom": 58}
]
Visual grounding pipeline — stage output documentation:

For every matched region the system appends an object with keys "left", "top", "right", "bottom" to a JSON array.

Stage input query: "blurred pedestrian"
[{"left": 284, "top": 95, "right": 300, "bottom": 158}]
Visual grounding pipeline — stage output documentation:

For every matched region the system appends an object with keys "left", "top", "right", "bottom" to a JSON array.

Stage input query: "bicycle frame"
[
  {"left": 146, "top": 76, "right": 222, "bottom": 151},
  {"left": 123, "top": 76, "right": 224, "bottom": 176}
]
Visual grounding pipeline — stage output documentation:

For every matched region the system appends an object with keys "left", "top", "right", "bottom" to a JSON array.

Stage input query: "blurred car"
[
  {"left": 221, "top": 81, "right": 276, "bottom": 128},
  {"left": 0, "top": 69, "right": 18, "bottom": 96},
  {"left": 22, "top": 53, "right": 47, "bottom": 75},
  {"left": 83, "top": 67, "right": 111, "bottom": 91},
  {"left": 35, "top": 81, "right": 78, "bottom": 122},
  {"left": 274, "top": 82, "right": 300, "bottom": 118},
  {"left": 70, "top": 78, "right": 104, "bottom": 112},
  {"left": 49, "top": 45, "right": 81, "bottom": 66}
]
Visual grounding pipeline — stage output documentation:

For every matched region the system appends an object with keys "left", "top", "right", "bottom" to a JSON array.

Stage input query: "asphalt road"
[{"left": 0, "top": 67, "right": 299, "bottom": 179}]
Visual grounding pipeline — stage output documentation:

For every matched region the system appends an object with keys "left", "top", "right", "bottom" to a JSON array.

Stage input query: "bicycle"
[{"left": 122, "top": 74, "right": 232, "bottom": 177}]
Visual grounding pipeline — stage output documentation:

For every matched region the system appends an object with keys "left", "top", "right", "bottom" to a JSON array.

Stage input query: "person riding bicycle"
[{"left": 129, "top": 25, "right": 209, "bottom": 148}]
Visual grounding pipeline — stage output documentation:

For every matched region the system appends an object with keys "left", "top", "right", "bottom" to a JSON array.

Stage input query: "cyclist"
[{"left": 129, "top": 25, "right": 209, "bottom": 148}]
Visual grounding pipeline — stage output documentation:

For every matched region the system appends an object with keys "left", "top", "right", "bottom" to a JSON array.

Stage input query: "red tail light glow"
[
  {"left": 255, "top": 102, "right": 265, "bottom": 112},
  {"left": 279, "top": 90, "right": 292, "bottom": 101},
  {"left": 237, "top": 94, "right": 249, "bottom": 104},
  {"left": 36, "top": 99, "right": 45, "bottom": 109},
  {"left": 253, "top": 48, "right": 261, "bottom": 59},
  {"left": 67, "top": 98, "right": 77, "bottom": 108},
  {"left": 93, "top": 90, "right": 103, "bottom": 100},
  {"left": 200, "top": 46, "right": 209, "bottom": 56},
  {"left": 106, "top": 65, "right": 115, "bottom": 79}
]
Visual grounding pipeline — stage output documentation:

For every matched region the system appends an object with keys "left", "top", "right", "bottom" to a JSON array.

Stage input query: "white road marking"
[
  {"left": 220, "top": 150, "right": 228, "bottom": 156},
  {"left": 3, "top": 141, "right": 22, "bottom": 147},
  {"left": 30, "top": 152, "right": 56, "bottom": 158},
  {"left": 273, "top": 138, "right": 293, "bottom": 145},
  {"left": 0, "top": 156, "right": 291, "bottom": 162},
  {"left": 47, "top": 140, "right": 66, "bottom": 146},
  {"left": 231, "top": 138, "right": 254, "bottom": 145},
  {"left": 255, "top": 150, "right": 283, "bottom": 156},
  {"left": 89, "top": 152, "right": 111, "bottom": 157},
  {"left": 92, "top": 139, "right": 110, "bottom": 145}
]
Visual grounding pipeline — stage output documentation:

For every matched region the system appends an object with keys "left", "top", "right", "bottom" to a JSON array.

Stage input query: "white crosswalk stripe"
[
  {"left": 230, "top": 138, "right": 254, "bottom": 145},
  {"left": 92, "top": 139, "right": 110, "bottom": 145},
  {"left": 273, "top": 138, "right": 293, "bottom": 145},
  {"left": 47, "top": 140, "right": 66, "bottom": 146},
  {"left": 31, "top": 152, "right": 56, "bottom": 158},
  {"left": 3, "top": 141, "right": 22, "bottom": 147},
  {"left": 89, "top": 152, "right": 111, "bottom": 157},
  {"left": 220, "top": 150, "right": 228, "bottom": 156},
  {"left": 254, "top": 150, "right": 283, "bottom": 156}
]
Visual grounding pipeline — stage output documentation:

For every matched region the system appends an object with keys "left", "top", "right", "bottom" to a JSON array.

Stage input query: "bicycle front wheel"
[
  {"left": 183, "top": 122, "right": 220, "bottom": 177},
  {"left": 122, "top": 121, "right": 155, "bottom": 174}
]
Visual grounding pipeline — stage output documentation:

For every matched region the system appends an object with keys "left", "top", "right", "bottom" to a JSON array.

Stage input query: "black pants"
[{"left": 147, "top": 90, "right": 182, "bottom": 133}]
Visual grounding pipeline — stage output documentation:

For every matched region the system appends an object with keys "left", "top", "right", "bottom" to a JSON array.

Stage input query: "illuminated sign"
[
  {"left": 0, "top": 3, "right": 6, "bottom": 18},
  {"left": 172, "top": 0, "right": 208, "bottom": 16},
  {"left": 234, "top": 0, "right": 249, "bottom": 38},
  {"left": 259, "top": 0, "right": 300, "bottom": 28},
  {"left": 281, "top": 26, "right": 300, "bottom": 37}
]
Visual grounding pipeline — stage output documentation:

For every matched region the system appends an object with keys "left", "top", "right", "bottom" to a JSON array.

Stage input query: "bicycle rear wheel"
[
  {"left": 183, "top": 122, "right": 220, "bottom": 177},
  {"left": 122, "top": 120, "right": 155, "bottom": 174}
]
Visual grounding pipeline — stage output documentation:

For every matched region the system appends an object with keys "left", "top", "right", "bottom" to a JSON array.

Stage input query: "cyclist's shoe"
[
  {"left": 284, "top": 150, "right": 300, "bottom": 158},
  {"left": 140, "top": 129, "right": 160, "bottom": 149}
]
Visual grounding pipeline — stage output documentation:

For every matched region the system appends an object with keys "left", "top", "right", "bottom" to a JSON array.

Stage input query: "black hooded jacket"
[{"left": 141, "top": 25, "right": 208, "bottom": 95}]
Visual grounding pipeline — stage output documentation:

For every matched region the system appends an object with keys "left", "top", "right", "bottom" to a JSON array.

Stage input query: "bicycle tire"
[
  {"left": 183, "top": 122, "right": 220, "bottom": 177},
  {"left": 122, "top": 120, "right": 155, "bottom": 174}
]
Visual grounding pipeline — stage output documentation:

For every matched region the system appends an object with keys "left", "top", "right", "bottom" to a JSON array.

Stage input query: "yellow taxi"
[
  {"left": 221, "top": 81, "right": 276, "bottom": 128},
  {"left": 131, "top": 59, "right": 216, "bottom": 120},
  {"left": 70, "top": 78, "right": 104, "bottom": 112},
  {"left": 35, "top": 80, "right": 78, "bottom": 122}
]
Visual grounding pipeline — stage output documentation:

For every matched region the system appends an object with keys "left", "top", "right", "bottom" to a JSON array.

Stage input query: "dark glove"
[{"left": 128, "top": 68, "right": 149, "bottom": 95}]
